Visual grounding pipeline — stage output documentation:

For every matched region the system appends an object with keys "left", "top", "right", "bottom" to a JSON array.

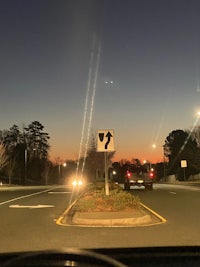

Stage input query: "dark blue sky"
[{"left": 1, "top": 0, "right": 200, "bottom": 162}]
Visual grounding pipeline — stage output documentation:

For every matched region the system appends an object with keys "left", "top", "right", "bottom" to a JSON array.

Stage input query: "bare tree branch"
[{"left": 0, "top": 142, "right": 8, "bottom": 170}]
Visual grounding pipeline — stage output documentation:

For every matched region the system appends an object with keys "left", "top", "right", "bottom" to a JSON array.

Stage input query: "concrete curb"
[
  {"left": 57, "top": 202, "right": 165, "bottom": 227},
  {"left": 72, "top": 213, "right": 152, "bottom": 226}
]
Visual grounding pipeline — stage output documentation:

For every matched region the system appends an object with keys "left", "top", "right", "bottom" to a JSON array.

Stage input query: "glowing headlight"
[
  {"left": 72, "top": 179, "right": 83, "bottom": 186},
  {"left": 72, "top": 180, "right": 77, "bottom": 186},
  {"left": 78, "top": 180, "right": 83, "bottom": 186}
]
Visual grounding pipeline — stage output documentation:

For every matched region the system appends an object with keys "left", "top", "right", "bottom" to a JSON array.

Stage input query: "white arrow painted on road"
[{"left": 9, "top": 204, "right": 54, "bottom": 209}]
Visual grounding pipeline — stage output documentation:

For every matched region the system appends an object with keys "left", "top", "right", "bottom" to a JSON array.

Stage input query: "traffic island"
[
  {"left": 71, "top": 210, "right": 152, "bottom": 226},
  {"left": 58, "top": 203, "right": 164, "bottom": 227},
  {"left": 57, "top": 185, "right": 166, "bottom": 227}
]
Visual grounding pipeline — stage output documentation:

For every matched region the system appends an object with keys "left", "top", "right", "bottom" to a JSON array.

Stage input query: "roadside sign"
[
  {"left": 181, "top": 160, "right": 187, "bottom": 168},
  {"left": 97, "top": 129, "right": 115, "bottom": 152},
  {"left": 181, "top": 160, "right": 187, "bottom": 181}
]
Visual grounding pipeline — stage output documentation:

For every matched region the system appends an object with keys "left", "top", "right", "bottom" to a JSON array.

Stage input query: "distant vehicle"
[
  {"left": 69, "top": 175, "right": 86, "bottom": 189},
  {"left": 123, "top": 169, "right": 154, "bottom": 190},
  {"left": 72, "top": 178, "right": 84, "bottom": 187},
  {"left": 111, "top": 163, "right": 155, "bottom": 190}
]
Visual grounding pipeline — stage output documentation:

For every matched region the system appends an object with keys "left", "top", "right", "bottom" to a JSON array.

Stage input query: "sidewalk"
[
  {"left": 161, "top": 180, "right": 200, "bottom": 187},
  {"left": 173, "top": 180, "right": 200, "bottom": 186}
]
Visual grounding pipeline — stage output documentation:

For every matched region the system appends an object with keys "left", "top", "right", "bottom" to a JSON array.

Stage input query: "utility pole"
[{"left": 25, "top": 148, "right": 27, "bottom": 184}]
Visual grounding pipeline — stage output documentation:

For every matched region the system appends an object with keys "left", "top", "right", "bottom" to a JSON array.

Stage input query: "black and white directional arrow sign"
[{"left": 97, "top": 129, "right": 115, "bottom": 152}]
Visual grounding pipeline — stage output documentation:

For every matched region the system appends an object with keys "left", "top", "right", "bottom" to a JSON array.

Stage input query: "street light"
[
  {"left": 152, "top": 143, "right": 167, "bottom": 181},
  {"left": 143, "top": 160, "right": 151, "bottom": 172},
  {"left": 58, "top": 162, "right": 67, "bottom": 184},
  {"left": 24, "top": 147, "right": 39, "bottom": 184}
]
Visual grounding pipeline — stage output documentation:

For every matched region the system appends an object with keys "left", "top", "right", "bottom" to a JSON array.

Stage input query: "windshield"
[{"left": 1, "top": 0, "right": 200, "bottom": 253}]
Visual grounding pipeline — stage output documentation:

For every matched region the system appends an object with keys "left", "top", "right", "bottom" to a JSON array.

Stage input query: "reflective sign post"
[
  {"left": 97, "top": 129, "right": 115, "bottom": 196},
  {"left": 104, "top": 152, "right": 109, "bottom": 196},
  {"left": 181, "top": 160, "right": 187, "bottom": 181}
]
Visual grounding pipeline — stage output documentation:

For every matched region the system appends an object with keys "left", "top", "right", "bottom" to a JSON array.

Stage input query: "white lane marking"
[
  {"left": 155, "top": 184, "right": 200, "bottom": 191},
  {"left": 48, "top": 191, "right": 71, "bottom": 194},
  {"left": 0, "top": 186, "right": 60, "bottom": 206},
  {"left": 9, "top": 204, "right": 54, "bottom": 209},
  {"left": 169, "top": 191, "right": 176, "bottom": 194},
  {"left": 0, "top": 185, "right": 62, "bottom": 191}
]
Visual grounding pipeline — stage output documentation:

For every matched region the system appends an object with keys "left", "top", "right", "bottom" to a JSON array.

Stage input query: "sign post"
[
  {"left": 104, "top": 152, "right": 109, "bottom": 195},
  {"left": 97, "top": 129, "right": 115, "bottom": 196},
  {"left": 181, "top": 160, "right": 187, "bottom": 181}
]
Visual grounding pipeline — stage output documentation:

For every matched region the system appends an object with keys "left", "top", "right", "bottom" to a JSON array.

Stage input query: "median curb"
[
  {"left": 57, "top": 201, "right": 166, "bottom": 227},
  {"left": 71, "top": 211, "right": 152, "bottom": 226}
]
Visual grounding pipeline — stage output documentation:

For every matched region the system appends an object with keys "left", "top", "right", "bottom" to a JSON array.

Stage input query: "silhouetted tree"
[
  {"left": 0, "top": 142, "right": 8, "bottom": 171},
  {"left": 24, "top": 121, "right": 50, "bottom": 159},
  {"left": 164, "top": 129, "right": 200, "bottom": 180},
  {"left": 189, "top": 126, "right": 200, "bottom": 147},
  {"left": 24, "top": 121, "right": 50, "bottom": 183},
  {"left": 1, "top": 125, "right": 24, "bottom": 183},
  {"left": 0, "top": 121, "right": 50, "bottom": 184}
]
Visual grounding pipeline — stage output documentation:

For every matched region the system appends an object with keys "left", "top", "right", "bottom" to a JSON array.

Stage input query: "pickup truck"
[
  {"left": 124, "top": 169, "right": 154, "bottom": 190},
  {"left": 111, "top": 162, "right": 155, "bottom": 190}
]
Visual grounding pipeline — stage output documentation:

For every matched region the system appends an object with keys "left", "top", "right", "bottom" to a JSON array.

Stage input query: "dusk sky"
[{"left": 1, "top": 0, "right": 200, "bottom": 163}]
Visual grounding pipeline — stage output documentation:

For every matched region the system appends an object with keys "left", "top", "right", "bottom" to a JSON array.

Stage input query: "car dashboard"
[{"left": 1, "top": 246, "right": 200, "bottom": 267}]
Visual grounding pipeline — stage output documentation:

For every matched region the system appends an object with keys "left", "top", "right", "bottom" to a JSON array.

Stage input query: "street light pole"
[
  {"left": 152, "top": 143, "right": 167, "bottom": 181},
  {"left": 163, "top": 145, "right": 166, "bottom": 182},
  {"left": 58, "top": 164, "right": 61, "bottom": 184},
  {"left": 25, "top": 148, "right": 27, "bottom": 184},
  {"left": 58, "top": 162, "right": 67, "bottom": 184}
]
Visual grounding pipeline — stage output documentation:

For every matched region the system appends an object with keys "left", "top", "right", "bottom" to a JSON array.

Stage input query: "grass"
[{"left": 74, "top": 182, "right": 140, "bottom": 212}]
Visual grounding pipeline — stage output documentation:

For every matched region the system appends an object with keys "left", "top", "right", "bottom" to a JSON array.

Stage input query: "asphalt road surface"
[{"left": 0, "top": 183, "right": 200, "bottom": 253}]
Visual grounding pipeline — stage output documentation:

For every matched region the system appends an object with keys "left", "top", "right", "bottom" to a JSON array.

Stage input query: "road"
[{"left": 0, "top": 183, "right": 200, "bottom": 253}]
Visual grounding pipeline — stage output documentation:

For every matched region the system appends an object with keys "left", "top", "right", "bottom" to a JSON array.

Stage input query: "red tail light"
[
  {"left": 126, "top": 171, "right": 131, "bottom": 178},
  {"left": 149, "top": 172, "right": 154, "bottom": 178}
]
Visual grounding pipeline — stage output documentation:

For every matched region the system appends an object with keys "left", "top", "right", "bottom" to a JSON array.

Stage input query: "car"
[
  {"left": 112, "top": 163, "right": 154, "bottom": 190},
  {"left": 124, "top": 169, "right": 154, "bottom": 191},
  {"left": 72, "top": 178, "right": 84, "bottom": 187}
]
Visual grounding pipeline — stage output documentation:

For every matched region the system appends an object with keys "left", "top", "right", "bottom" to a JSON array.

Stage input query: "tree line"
[
  {"left": 163, "top": 127, "right": 200, "bottom": 181},
  {"left": 0, "top": 121, "right": 52, "bottom": 184},
  {"left": 110, "top": 127, "right": 200, "bottom": 182},
  {"left": 0, "top": 123, "right": 114, "bottom": 185},
  {"left": 1, "top": 120, "right": 199, "bottom": 184}
]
